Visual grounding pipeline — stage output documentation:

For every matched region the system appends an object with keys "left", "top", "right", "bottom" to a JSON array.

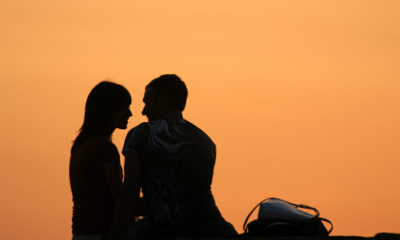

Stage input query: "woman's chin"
[{"left": 117, "top": 123, "right": 128, "bottom": 130}]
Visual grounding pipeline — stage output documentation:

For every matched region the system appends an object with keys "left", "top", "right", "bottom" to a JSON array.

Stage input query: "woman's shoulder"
[
  {"left": 72, "top": 136, "right": 119, "bottom": 164},
  {"left": 79, "top": 136, "right": 117, "bottom": 153}
]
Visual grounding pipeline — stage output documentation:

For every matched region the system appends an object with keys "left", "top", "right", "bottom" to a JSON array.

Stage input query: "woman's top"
[
  {"left": 70, "top": 136, "right": 122, "bottom": 235},
  {"left": 122, "top": 118, "right": 237, "bottom": 238}
]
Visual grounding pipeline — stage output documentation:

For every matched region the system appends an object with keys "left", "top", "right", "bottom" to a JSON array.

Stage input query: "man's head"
[{"left": 142, "top": 74, "right": 188, "bottom": 121}]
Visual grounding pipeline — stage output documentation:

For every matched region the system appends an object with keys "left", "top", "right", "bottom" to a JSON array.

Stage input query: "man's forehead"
[{"left": 143, "top": 87, "right": 153, "bottom": 100}]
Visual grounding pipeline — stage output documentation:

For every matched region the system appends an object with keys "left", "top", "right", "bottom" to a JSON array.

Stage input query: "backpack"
[{"left": 243, "top": 197, "right": 333, "bottom": 237}]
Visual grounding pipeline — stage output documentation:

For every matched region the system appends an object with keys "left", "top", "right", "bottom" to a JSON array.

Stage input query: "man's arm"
[{"left": 108, "top": 151, "right": 141, "bottom": 240}]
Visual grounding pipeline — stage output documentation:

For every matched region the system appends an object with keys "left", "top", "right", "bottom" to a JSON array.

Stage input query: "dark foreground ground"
[{"left": 159, "top": 233, "right": 400, "bottom": 240}]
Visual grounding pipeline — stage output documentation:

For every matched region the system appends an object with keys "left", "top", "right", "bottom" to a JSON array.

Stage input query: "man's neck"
[{"left": 158, "top": 110, "right": 183, "bottom": 120}]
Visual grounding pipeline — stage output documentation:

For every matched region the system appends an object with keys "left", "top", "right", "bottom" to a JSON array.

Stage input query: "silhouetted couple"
[{"left": 69, "top": 74, "right": 237, "bottom": 240}]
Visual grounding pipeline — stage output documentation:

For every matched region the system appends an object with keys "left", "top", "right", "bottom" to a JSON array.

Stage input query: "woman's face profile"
[{"left": 112, "top": 104, "right": 132, "bottom": 129}]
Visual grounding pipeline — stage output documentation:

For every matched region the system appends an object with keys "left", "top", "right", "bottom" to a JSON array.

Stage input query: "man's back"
[
  {"left": 123, "top": 117, "right": 236, "bottom": 237},
  {"left": 123, "top": 117, "right": 217, "bottom": 221}
]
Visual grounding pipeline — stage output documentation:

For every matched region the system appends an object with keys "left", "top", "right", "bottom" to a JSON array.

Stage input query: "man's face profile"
[{"left": 142, "top": 88, "right": 161, "bottom": 121}]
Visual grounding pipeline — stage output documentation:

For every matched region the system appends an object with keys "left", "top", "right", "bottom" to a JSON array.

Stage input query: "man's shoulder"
[
  {"left": 125, "top": 122, "right": 150, "bottom": 145},
  {"left": 123, "top": 123, "right": 150, "bottom": 153},
  {"left": 126, "top": 122, "right": 149, "bottom": 137},
  {"left": 183, "top": 120, "right": 215, "bottom": 146}
]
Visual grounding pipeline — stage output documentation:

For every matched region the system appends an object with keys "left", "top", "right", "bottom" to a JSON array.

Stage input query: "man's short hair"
[{"left": 146, "top": 74, "right": 188, "bottom": 111}]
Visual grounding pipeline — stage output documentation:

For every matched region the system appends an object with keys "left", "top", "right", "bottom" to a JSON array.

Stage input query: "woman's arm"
[
  {"left": 103, "top": 160, "right": 123, "bottom": 204},
  {"left": 108, "top": 151, "right": 141, "bottom": 240}
]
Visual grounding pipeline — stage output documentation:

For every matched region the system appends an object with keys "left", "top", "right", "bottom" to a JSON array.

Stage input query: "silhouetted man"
[{"left": 110, "top": 74, "right": 236, "bottom": 240}]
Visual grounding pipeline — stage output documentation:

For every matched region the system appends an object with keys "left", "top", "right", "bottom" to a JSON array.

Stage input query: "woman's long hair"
[{"left": 71, "top": 81, "right": 131, "bottom": 152}]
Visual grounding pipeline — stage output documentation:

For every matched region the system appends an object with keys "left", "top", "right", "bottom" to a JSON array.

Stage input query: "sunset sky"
[{"left": 1, "top": 1, "right": 399, "bottom": 239}]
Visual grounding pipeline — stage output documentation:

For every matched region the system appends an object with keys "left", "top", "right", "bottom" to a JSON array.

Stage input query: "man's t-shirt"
[
  {"left": 123, "top": 118, "right": 237, "bottom": 238},
  {"left": 70, "top": 137, "right": 122, "bottom": 235}
]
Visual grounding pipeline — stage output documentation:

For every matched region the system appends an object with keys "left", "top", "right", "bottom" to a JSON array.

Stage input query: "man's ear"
[{"left": 158, "top": 94, "right": 171, "bottom": 109}]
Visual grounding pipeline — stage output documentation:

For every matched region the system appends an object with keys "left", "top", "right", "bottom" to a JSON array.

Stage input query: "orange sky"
[{"left": 1, "top": 1, "right": 399, "bottom": 239}]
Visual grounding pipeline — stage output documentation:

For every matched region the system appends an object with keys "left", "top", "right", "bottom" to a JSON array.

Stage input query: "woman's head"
[{"left": 72, "top": 81, "right": 132, "bottom": 151}]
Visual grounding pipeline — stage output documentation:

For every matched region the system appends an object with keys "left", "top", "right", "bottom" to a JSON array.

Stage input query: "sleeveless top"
[{"left": 70, "top": 137, "right": 122, "bottom": 235}]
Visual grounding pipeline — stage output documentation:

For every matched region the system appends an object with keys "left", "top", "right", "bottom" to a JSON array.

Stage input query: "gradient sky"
[{"left": 1, "top": 1, "right": 399, "bottom": 239}]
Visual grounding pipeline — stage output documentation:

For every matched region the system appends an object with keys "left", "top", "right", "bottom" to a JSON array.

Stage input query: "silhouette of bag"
[{"left": 243, "top": 197, "right": 333, "bottom": 237}]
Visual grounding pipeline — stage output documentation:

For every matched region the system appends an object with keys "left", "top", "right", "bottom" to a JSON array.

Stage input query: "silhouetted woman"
[{"left": 70, "top": 81, "right": 132, "bottom": 240}]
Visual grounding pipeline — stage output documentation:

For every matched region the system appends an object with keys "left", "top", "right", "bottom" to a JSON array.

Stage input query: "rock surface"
[{"left": 157, "top": 233, "right": 400, "bottom": 240}]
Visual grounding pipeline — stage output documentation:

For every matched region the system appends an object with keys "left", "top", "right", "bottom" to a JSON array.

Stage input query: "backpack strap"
[
  {"left": 319, "top": 217, "right": 334, "bottom": 234},
  {"left": 243, "top": 197, "right": 271, "bottom": 233}
]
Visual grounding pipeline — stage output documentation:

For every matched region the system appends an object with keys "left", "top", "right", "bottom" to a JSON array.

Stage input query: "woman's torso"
[{"left": 70, "top": 137, "right": 122, "bottom": 235}]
